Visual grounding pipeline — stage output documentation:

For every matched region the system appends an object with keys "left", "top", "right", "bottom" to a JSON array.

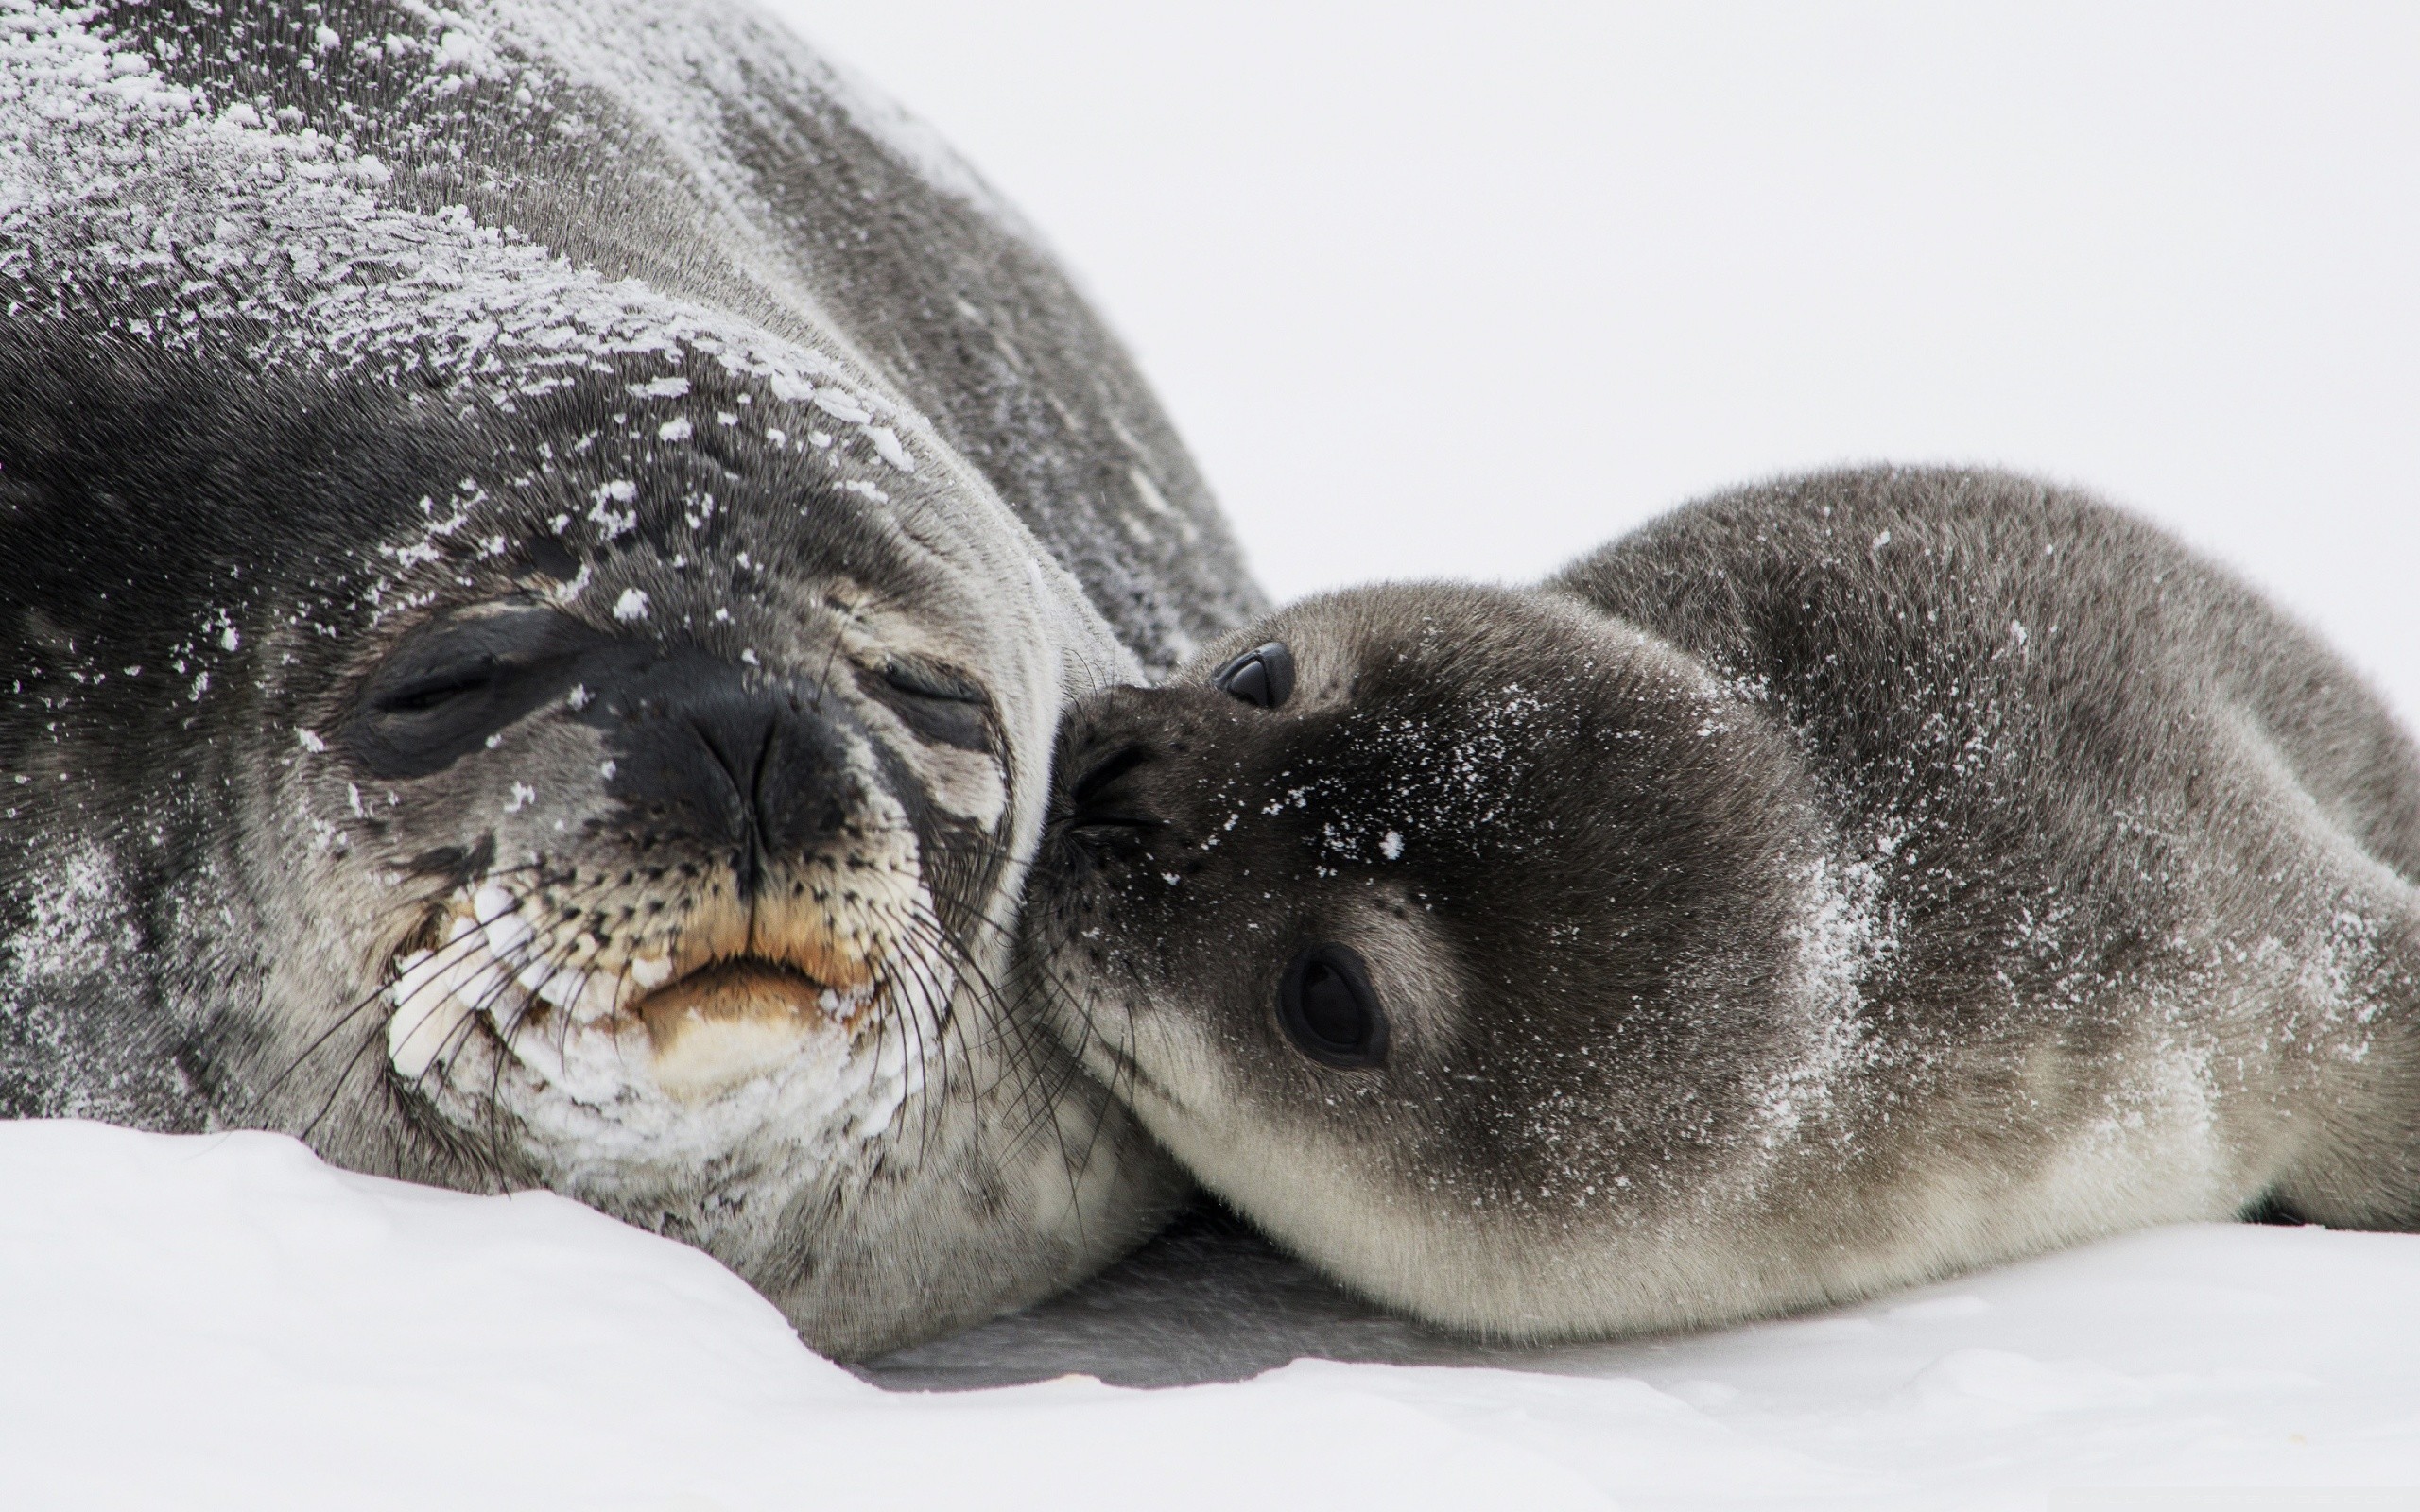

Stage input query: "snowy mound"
[{"left": 4, "top": 1119, "right": 2415, "bottom": 1509}]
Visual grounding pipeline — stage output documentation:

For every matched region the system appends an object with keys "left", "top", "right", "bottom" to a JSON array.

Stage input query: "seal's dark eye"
[
  {"left": 1212, "top": 641, "right": 1294, "bottom": 709},
  {"left": 1278, "top": 942, "right": 1388, "bottom": 1069}
]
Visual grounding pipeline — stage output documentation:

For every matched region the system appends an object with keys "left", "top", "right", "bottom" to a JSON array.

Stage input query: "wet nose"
[{"left": 601, "top": 654, "right": 861, "bottom": 896}]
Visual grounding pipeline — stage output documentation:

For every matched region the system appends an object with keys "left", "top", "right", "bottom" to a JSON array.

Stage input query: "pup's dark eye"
[
  {"left": 1278, "top": 942, "right": 1388, "bottom": 1069},
  {"left": 1212, "top": 641, "right": 1294, "bottom": 709}
]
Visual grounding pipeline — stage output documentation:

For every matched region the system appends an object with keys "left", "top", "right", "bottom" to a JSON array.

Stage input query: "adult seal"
[
  {"left": 1032, "top": 467, "right": 2420, "bottom": 1340},
  {"left": 0, "top": 0, "right": 1260, "bottom": 1357}
]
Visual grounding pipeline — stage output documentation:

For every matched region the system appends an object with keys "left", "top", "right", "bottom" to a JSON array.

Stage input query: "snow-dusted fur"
[
  {"left": 0, "top": 0, "right": 1261, "bottom": 1357},
  {"left": 1031, "top": 468, "right": 2420, "bottom": 1340}
]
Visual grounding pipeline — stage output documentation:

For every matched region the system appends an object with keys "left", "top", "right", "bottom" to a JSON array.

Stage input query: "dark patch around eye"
[
  {"left": 343, "top": 608, "right": 603, "bottom": 780},
  {"left": 882, "top": 659, "right": 985, "bottom": 703},
  {"left": 860, "top": 660, "right": 992, "bottom": 751},
  {"left": 383, "top": 657, "right": 496, "bottom": 712}
]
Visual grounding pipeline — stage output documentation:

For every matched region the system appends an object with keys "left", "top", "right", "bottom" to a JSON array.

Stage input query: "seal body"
[
  {"left": 1031, "top": 467, "right": 2420, "bottom": 1340},
  {"left": 0, "top": 0, "right": 1260, "bottom": 1356}
]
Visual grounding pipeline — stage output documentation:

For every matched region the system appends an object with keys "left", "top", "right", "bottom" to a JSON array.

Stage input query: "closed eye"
[
  {"left": 882, "top": 660, "right": 985, "bottom": 703},
  {"left": 1062, "top": 744, "right": 1163, "bottom": 838},
  {"left": 866, "top": 660, "right": 992, "bottom": 751},
  {"left": 343, "top": 606, "right": 598, "bottom": 780},
  {"left": 379, "top": 658, "right": 497, "bottom": 713}
]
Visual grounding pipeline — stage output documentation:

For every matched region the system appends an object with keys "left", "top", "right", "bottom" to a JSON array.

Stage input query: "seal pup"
[
  {"left": 0, "top": 0, "right": 1261, "bottom": 1357},
  {"left": 1029, "top": 467, "right": 2420, "bottom": 1340}
]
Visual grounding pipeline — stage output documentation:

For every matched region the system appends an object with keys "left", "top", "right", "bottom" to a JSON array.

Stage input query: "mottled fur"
[
  {"left": 1032, "top": 467, "right": 2420, "bottom": 1339},
  {"left": 0, "top": 0, "right": 1261, "bottom": 1357}
]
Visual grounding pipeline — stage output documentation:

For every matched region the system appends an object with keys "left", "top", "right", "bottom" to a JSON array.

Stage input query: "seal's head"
[
  {"left": 1028, "top": 584, "right": 1852, "bottom": 1336},
  {"left": 311, "top": 380, "right": 1026, "bottom": 1138},
  {"left": 1, "top": 0, "right": 1228, "bottom": 1360},
  {"left": 0, "top": 335, "right": 1178, "bottom": 1360}
]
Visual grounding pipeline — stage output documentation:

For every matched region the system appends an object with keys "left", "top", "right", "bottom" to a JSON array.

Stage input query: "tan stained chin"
[{"left": 632, "top": 959, "right": 872, "bottom": 1102}]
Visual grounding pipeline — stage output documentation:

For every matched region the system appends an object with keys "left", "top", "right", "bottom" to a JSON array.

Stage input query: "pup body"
[{"left": 1031, "top": 468, "right": 2420, "bottom": 1338}]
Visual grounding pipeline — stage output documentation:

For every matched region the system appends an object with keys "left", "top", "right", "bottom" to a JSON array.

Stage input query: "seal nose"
[
  {"left": 605, "top": 656, "right": 860, "bottom": 898},
  {"left": 1061, "top": 744, "right": 1166, "bottom": 835}
]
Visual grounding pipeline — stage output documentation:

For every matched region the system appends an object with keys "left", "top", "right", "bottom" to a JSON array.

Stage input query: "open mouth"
[{"left": 385, "top": 888, "right": 884, "bottom": 1103}]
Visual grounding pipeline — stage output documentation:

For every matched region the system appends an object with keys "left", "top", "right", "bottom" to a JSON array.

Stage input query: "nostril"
[
  {"left": 1063, "top": 744, "right": 1166, "bottom": 833},
  {"left": 1068, "top": 744, "right": 1153, "bottom": 809},
  {"left": 606, "top": 658, "right": 858, "bottom": 884}
]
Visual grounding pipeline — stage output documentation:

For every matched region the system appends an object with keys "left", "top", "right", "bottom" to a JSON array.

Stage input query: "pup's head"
[{"left": 1027, "top": 583, "right": 1831, "bottom": 1332}]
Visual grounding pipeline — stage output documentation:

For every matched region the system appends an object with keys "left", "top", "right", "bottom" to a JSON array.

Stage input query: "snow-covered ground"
[
  {"left": 7, "top": 1120, "right": 2418, "bottom": 1508},
  {"left": 9, "top": 6, "right": 2420, "bottom": 1507}
]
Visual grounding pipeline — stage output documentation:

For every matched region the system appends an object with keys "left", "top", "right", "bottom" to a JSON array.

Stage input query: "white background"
[{"left": 766, "top": 0, "right": 2420, "bottom": 718}]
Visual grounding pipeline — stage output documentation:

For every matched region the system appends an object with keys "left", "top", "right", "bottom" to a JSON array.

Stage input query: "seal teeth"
[
  {"left": 457, "top": 958, "right": 510, "bottom": 1017},
  {"left": 389, "top": 947, "right": 452, "bottom": 1005},
  {"left": 502, "top": 1013, "right": 568, "bottom": 1085},
  {"left": 499, "top": 1000, "right": 625, "bottom": 1105},
  {"left": 394, "top": 880, "right": 885, "bottom": 1099}
]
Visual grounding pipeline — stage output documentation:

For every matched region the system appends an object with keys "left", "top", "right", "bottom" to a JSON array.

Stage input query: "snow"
[{"left": 5, "top": 1120, "right": 2418, "bottom": 1509}]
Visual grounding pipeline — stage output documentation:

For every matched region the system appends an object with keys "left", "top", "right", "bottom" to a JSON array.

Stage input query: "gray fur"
[
  {"left": 1029, "top": 467, "right": 2420, "bottom": 1340},
  {"left": 0, "top": 0, "right": 1264, "bottom": 1357}
]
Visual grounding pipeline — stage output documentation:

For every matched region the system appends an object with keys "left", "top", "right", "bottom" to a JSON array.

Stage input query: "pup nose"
[
  {"left": 601, "top": 655, "right": 861, "bottom": 895},
  {"left": 1060, "top": 743, "right": 1166, "bottom": 834}
]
